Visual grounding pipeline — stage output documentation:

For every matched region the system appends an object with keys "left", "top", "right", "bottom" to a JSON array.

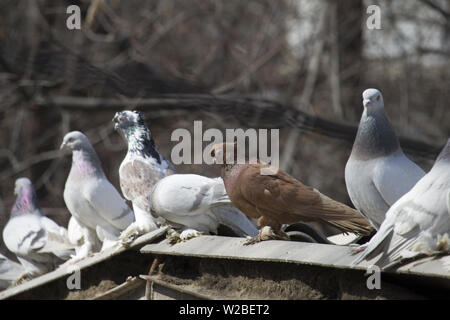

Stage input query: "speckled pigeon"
[
  {"left": 345, "top": 88, "right": 425, "bottom": 230},
  {"left": 2, "top": 178, "right": 74, "bottom": 281},
  {"left": 61, "top": 131, "right": 134, "bottom": 259},
  {"left": 352, "top": 138, "right": 450, "bottom": 269},
  {"left": 113, "top": 111, "right": 175, "bottom": 239}
]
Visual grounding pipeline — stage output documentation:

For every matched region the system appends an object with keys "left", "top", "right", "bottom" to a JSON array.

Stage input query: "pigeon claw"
[
  {"left": 119, "top": 223, "right": 141, "bottom": 243},
  {"left": 244, "top": 226, "right": 288, "bottom": 245},
  {"left": 11, "top": 273, "right": 33, "bottom": 287},
  {"left": 167, "top": 228, "right": 182, "bottom": 245},
  {"left": 166, "top": 228, "right": 203, "bottom": 245},
  {"left": 244, "top": 235, "right": 261, "bottom": 245},
  {"left": 436, "top": 233, "right": 449, "bottom": 251},
  {"left": 179, "top": 229, "right": 203, "bottom": 241}
]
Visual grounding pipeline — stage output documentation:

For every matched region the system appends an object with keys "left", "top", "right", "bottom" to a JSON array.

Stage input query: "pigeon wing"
[
  {"left": 240, "top": 164, "right": 360, "bottom": 221},
  {"left": 3, "top": 214, "right": 46, "bottom": 256},
  {"left": 84, "top": 179, "right": 134, "bottom": 230},
  {"left": 36, "top": 216, "right": 75, "bottom": 254},
  {"left": 120, "top": 159, "right": 170, "bottom": 211},
  {"left": 237, "top": 164, "right": 371, "bottom": 234},
  {"left": 152, "top": 174, "right": 223, "bottom": 217},
  {"left": 447, "top": 190, "right": 450, "bottom": 218},
  {"left": 353, "top": 180, "right": 445, "bottom": 267},
  {"left": 372, "top": 154, "right": 425, "bottom": 206}
]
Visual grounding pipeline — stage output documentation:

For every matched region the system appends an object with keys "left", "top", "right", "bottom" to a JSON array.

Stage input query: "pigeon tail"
[
  {"left": 321, "top": 217, "right": 373, "bottom": 237},
  {"left": 315, "top": 193, "right": 374, "bottom": 236}
]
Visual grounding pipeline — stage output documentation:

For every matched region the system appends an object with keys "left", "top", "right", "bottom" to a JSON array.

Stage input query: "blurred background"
[{"left": 0, "top": 0, "right": 449, "bottom": 259}]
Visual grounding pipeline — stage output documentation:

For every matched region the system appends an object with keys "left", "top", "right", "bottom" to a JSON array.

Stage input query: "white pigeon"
[
  {"left": 345, "top": 88, "right": 425, "bottom": 230},
  {"left": 0, "top": 254, "right": 24, "bottom": 290},
  {"left": 113, "top": 111, "right": 175, "bottom": 239},
  {"left": 151, "top": 174, "right": 259, "bottom": 241},
  {"left": 61, "top": 131, "right": 135, "bottom": 260},
  {"left": 352, "top": 138, "right": 450, "bottom": 269},
  {"left": 2, "top": 178, "right": 74, "bottom": 281}
]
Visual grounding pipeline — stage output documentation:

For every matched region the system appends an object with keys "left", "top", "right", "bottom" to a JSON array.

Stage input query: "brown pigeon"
[{"left": 211, "top": 142, "right": 373, "bottom": 244}]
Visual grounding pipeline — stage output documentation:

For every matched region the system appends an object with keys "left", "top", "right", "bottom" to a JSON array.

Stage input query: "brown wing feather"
[{"left": 235, "top": 164, "right": 372, "bottom": 235}]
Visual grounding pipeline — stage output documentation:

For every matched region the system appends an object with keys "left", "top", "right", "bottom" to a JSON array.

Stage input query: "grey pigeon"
[
  {"left": 345, "top": 88, "right": 425, "bottom": 229},
  {"left": 2, "top": 178, "right": 74, "bottom": 281},
  {"left": 151, "top": 174, "right": 259, "bottom": 242},
  {"left": 61, "top": 131, "right": 134, "bottom": 259},
  {"left": 0, "top": 254, "right": 24, "bottom": 290},
  {"left": 113, "top": 111, "right": 175, "bottom": 239},
  {"left": 352, "top": 138, "right": 450, "bottom": 268}
]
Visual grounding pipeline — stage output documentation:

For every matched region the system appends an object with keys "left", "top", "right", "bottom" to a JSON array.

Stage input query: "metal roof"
[
  {"left": 0, "top": 227, "right": 167, "bottom": 300},
  {"left": 141, "top": 235, "right": 450, "bottom": 283}
]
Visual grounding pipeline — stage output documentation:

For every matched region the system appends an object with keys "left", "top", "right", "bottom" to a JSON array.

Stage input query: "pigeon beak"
[
  {"left": 363, "top": 99, "right": 371, "bottom": 107},
  {"left": 59, "top": 142, "right": 66, "bottom": 150},
  {"left": 112, "top": 114, "right": 122, "bottom": 131}
]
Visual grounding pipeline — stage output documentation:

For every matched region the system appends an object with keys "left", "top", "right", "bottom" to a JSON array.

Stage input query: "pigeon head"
[
  {"left": 113, "top": 110, "right": 146, "bottom": 132},
  {"left": 113, "top": 110, "right": 161, "bottom": 161},
  {"left": 12, "top": 177, "right": 39, "bottom": 215},
  {"left": 362, "top": 88, "right": 384, "bottom": 109},
  {"left": 60, "top": 131, "right": 92, "bottom": 151},
  {"left": 14, "top": 177, "right": 33, "bottom": 195}
]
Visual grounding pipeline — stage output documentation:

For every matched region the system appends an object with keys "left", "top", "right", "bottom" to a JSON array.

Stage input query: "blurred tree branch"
[
  {"left": 419, "top": 0, "right": 450, "bottom": 21},
  {"left": 33, "top": 93, "right": 442, "bottom": 160}
]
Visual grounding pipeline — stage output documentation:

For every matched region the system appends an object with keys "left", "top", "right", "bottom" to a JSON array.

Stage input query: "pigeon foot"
[
  {"left": 167, "top": 228, "right": 182, "bottom": 245},
  {"left": 119, "top": 222, "right": 141, "bottom": 244},
  {"left": 436, "top": 233, "right": 449, "bottom": 251},
  {"left": 11, "top": 273, "right": 33, "bottom": 287},
  {"left": 244, "top": 226, "right": 288, "bottom": 245},
  {"left": 180, "top": 229, "right": 203, "bottom": 241}
]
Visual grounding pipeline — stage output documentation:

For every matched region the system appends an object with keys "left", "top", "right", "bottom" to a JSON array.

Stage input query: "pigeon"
[
  {"left": 0, "top": 254, "right": 24, "bottom": 290},
  {"left": 150, "top": 174, "right": 258, "bottom": 242},
  {"left": 345, "top": 88, "right": 425, "bottom": 230},
  {"left": 352, "top": 138, "right": 450, "bottom": 268},
  {"left": 61, "top": 131, "right": 135, "bottom": 259},
  {"left": 2, "top": 178, "right": 74, "bottom": 281},
  {"left": 211, "top": 142, "right": 373, "bottom": 244},
  {"left": 113, "top": 110, "right": 175, "bottom": 239}
]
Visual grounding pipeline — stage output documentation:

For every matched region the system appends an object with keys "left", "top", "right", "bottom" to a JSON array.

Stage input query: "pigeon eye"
[
  {"left": 119, "top": 116, "right": 125, "bottom": 122},
  {"left": 376, "top": 96, "right": 380, "bottom": 101}
]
